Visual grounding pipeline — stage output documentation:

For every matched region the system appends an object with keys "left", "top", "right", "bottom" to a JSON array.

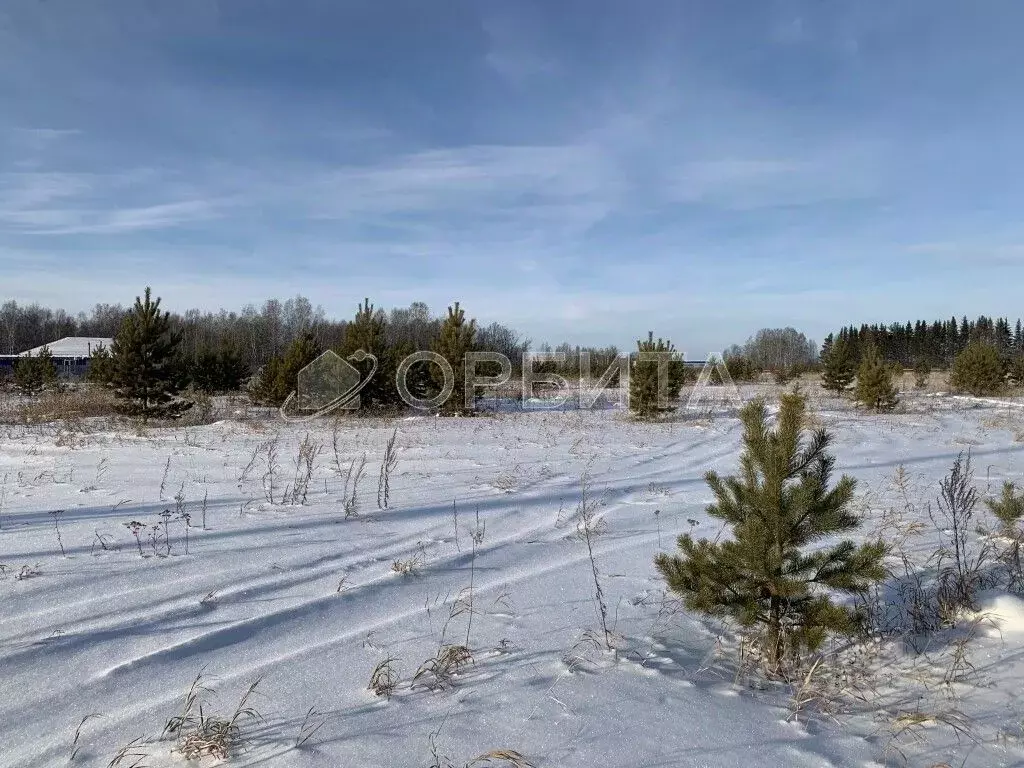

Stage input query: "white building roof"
[{"left": 16, "top": 337, "right": 113, "bottom": 358}]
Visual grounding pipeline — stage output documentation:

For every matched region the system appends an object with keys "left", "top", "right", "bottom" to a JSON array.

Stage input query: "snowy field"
[{"left": 2, "top": 389, "right": 1024, "bottom": 768}]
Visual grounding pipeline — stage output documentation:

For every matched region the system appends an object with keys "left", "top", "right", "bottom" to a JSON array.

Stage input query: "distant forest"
[
  {"left": 1, "top": 294, "right": 1021, "bottom": 380},
  {"left": 0, "top": 296, "right": 529, "bottom": 373},
  {"left": 823, "top": 316, "right": 1024, "bottom": 368}
]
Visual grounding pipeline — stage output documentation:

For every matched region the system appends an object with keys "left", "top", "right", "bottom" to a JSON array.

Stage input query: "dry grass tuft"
[
  {"left": 106, "top": 737, "right": 148, "bottom": 768},
  {"left": 465, "top": 750, "right": 534, "bottom": 767},
  {"left": 70, "top": 713, "right": 102, "bottom": 761},
  {"left": 0, "top": 562, "right": 43, "bottom": 580},
  {"left": 161, "top": 671, "right": 263, "bottom": 761},
  {"left": 884, "top": 707, "right": 977, "bottom": 765},
  {"left": 368, "top": 657, "right": 401, "bottom": 698},
  {"left": 412, "top": 645, "right": 474, "bottom": 691},
  {"left": 295, "top": 705, "right": 327, "bottom": 748},
  {"left": 392, "top": 546, "right": 426, "bottom": 577},
  {"left": 0, "top": 386, "right": 119, "bottom": 425}
]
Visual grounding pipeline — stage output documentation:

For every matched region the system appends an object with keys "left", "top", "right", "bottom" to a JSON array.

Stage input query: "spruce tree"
[
  {"left": 654, "top": 391, "right": 886, "bottom": 674},
  {"left": 111, "top": 288, "right": 190, "bottom": 419},
  {"left": 820, "top": 335, "right": 855, "bottom": 394},
  {"left": 629, "top": 332, "right": 683, "bottom": 418},
  {"left": 339, "top": 298, "right": 398, "bottom": 410},
  {"left": 13, "top": 346, "right": 57, "bottom": 395},
  {"left": 854, "top": 344, "right": 899, "bottom": 411},
  {"left": 432, "top": 302, "right": 476, "bottom": 414},
  {"left": 950, "top": 342, "right": 1004, "bottom": 396}
]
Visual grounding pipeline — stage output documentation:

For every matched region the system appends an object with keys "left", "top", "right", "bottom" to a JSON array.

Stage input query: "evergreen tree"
[
  {"left": 86, "top": 344, "right": 115, "bottom": 387},
  {"left": 339, "top": 298, "right": 399, "bottom": 410},
  {"left": 854, "top": 344, "right": 899, "bottom": 411},
  {"left": 654, "top": 392, "right": 886, "bottom": 674},
  {"left": 432, "top": 302, "right": 476, "bottom": 414},
  {"left": 250, "top": 331, "right": 321, "bottom": 406},
  {"left": 913, "top": 358, "right": 931, "bottom": 390},
  {"left": 13, "top": 346, "right": 57, "bottom": 395},
  {"left": 190, "top": 346, "right": 222, "bottom": 393},
  {"left": 1009, "top": 356, "right": 1024, "bottom": 388},
  {"left": 217, "top": 345, "right": 249, "bottom": 392},
  {"left": 985, "top": 481, "right": 1024, "bottom": 539},
  {"left": 111, "top": 288, "right": 190, "bottom": 419},
  {"left": 249, "top": 356, "right": 286, "bottom": 406},
  {"left": 820, "top": 335, "right": 855, "bottom": 393},
  {"left": 722, "top": 353, "right": 759, "bottom": 383},
  {"left": 950, "top": 342, "right": 1005, "bottom": 396},
  {"left": 819, "top": 333, "right": 834, "bottom": 362},
  {"left": 392, "top": 338, "right": 437, "bottom": 403},
  {"left": 629, "top": 332, "right": 683, "bottom": 418},
  {"left": 189, "top": 344, "right": 248, "bottom": 393}
]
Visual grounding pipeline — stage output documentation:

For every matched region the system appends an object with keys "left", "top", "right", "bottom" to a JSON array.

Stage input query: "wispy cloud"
[
  {"left": 2, "top": 1, "right": 1024, "bottom": 351},
  {"left": 0, "top": 168, "right": 227, "bottom": 234}
]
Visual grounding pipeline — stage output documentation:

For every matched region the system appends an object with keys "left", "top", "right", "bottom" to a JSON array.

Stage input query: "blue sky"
[{"left": 1, "top": 0, "right": 1022, "bottom": 355}]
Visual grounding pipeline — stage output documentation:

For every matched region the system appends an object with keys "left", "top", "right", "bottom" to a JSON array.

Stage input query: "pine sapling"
[
  {"left": 820, "top": 336, "right": 855, "bottom": 394},
  {"left": 986, "top": 480, "right": 1024, "bottom": 589},
  {"left": 655, "top": 392, "right": 887, "bottom": 675},
  {"left": 855, "top": 344, "right": 899, "bottom": 411}
]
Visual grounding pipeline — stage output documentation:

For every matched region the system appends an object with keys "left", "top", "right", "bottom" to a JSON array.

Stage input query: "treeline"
[
  {"left": 721, "top": 327, "right": 818, "bottom": 382},
  {"left": 823, "top": 315, "right": 1024, "bottom": 368},
  {"left": 0, "top": 295, "right": 530, "bottom": 395},
  {"left": 0, "top": 296, "right": 342, "bottom": 364}
]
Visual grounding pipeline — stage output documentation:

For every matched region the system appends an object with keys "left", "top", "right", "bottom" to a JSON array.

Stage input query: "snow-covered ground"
[{"left": 2, "top": 389, "right": 1024, "bottom": 767}]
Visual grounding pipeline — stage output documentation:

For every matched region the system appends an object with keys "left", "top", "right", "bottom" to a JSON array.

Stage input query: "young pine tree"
[
  {"left": 190, "top": 346, "right": 222, "bottom": 394},
  {"left": 1010, "top": 356, "right": 1024, "bottom": 388},
  {"left": 722, "top": 354, "right": 759, "bottom": 383},
  {"left": 191, "top": 344, "right": 249, "bottom": 393},
  {"left": 391, "top": 338, "right": 437, "bottom": 403},
  {"left": 250, "top": 332, "right": 321, "bottom": 406},
  {"left": 13, "top": 346, "right": 58, "bottom": 395},
  {"left": 950, "top": 341, "right": 1005, "bottom": 396},
  {"left": 986, "top": 481, "right": 1024, "bottom": 539},
  {"left": 820, "top": 335, "right": 855, "bottom": 394},
  {"left": 339, "top": 298, "right": 398, "bottom": 410},
  {"left": 86, "top": 344, "right": 115, "bottom": 387},
  {"left": 854, "top": 344, "right": 899, "bottom": 411},
  {"left": 654, "top": 392, "right": 886, "bottom": 675},
  {"left": 629, "top": 332, "right": 683, "bottom": 418},
  {"left": 913, "top": 358, "right": 931, "bottom": 390},
  {"left": 432, "top": 302, "right": 476, "bottom": 414},
  {"left": 111, "top": 288, "right": 190, "bottom": 419},
  {"left": 249, "top": 356, "right": 285, "bottom": 405},
  {"left": 217, "top": 345, "right": 248, "bottom": 392}
]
